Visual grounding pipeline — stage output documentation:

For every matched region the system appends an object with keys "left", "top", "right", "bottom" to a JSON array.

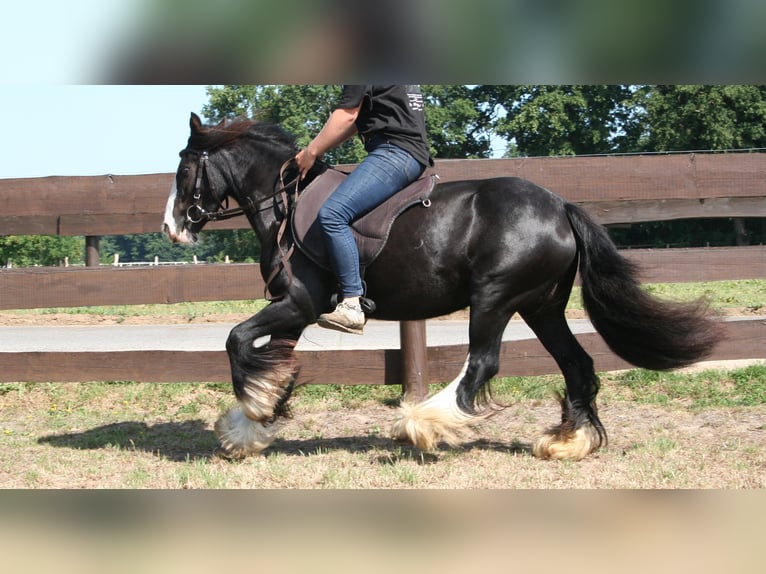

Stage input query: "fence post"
[
  {"left": 399, "top": 320, "right": 429, "bottom": 402},
  {"left": 85, "top": 236, "right": 100, "bottom": 267}
]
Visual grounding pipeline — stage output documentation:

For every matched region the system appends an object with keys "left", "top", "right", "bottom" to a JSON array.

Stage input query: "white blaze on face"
[{"left": 162, "top": 180, "right": 195, "bottom": 244}]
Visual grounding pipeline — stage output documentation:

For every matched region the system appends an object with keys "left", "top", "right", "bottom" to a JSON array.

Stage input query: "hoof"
[
  {"left": 391, "top": 399, "right": 494, "bottom": 452},
  {"left": 533, "top": 424, "right": 603, "bottom": 461},
  {"left": 214, "top": 406, "right": 283, "bottom": 459}
]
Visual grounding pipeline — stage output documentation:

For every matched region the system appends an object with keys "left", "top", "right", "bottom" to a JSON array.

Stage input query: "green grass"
[
  {"left": 605, "top": 365, "right": 766, "bottom": 409},
  {"left": 490, "top": 374, "right": 565, "bottom": 401},
  {"left": 641, "top": 279, "right": 766, "bottom": 311},
  {"left": 492, "top": 364, "right": 766, "bottom": 410},
  {"left": 288, "top": 363, "right": 766, "bottom": 411},
  {"left": 3, "top": 299, "right": 269, "bottom": 319},
  {"left": 294, "top": 382, "right": 402, "bottom": 409},
  {"left": 7, "top": 365, "right": 760, "bottom": 426},
  {"left": 566, "top": 278, "right": 765, "bottom": 312},
  {"left": 0, "top": 279, "right": 763, "bottom": 488}
]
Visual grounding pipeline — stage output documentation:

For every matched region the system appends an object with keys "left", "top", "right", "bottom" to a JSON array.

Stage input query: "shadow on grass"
[
  {"left": 38, "top": 420, "right": 218, "bottom": 463},
  {"left": 263, "top": 434, "right": 443, "bottom": 464},
  {"left": 263, "top": 435, "right": 531, "bottom": 464},
  {"left": 38, "top": 421, "right": 531, "bottom": 464}
]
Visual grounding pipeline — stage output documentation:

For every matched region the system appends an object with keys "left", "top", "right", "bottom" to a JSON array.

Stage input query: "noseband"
[{"left": 183, "top": 151, "right": 299, "bottom": 225}]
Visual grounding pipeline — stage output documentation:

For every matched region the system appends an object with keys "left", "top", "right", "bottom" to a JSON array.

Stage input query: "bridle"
[
  {"left": 181, "top": 149, "right": 302, "bottom": 301},
  {"left": 183, "top": 150, "right": 300, "bottom": 226}
]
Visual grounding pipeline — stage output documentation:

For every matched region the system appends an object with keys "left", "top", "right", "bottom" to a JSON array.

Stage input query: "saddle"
[{"left": 291, "top": 167, "right": 437, "bottom": 271}]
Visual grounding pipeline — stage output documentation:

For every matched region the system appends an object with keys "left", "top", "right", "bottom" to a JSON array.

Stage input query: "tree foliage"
[
  {"left": 482, "top": 84, "right": 766, "bottom": 156},
  {"left": 99, "top": 229, "right": 260, "bottom": 265},
  {"left": 0, "top": 235, "right": 84, "bottom": 267},
  {"left": 638, "top": 85, "right": 766, "bottom": 151},
  {"left": 422, "top": 85, "right": 492, "bottom": 158},
  {"left": 478, "top": 85, "right": 644, "bottom": 156}
]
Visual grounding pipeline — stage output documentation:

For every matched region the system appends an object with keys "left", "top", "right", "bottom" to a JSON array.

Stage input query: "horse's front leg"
[{"left": 215, "top": 298, "right": 308, "bottom": 459}]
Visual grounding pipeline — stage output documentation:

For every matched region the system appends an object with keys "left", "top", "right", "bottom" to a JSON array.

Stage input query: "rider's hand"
[{"left": 295, "top": 147, "right": 317, "bottom": 180}]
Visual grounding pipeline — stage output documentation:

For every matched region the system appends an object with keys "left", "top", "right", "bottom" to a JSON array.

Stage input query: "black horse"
[{"left": 163, "top": 113, "right": 721, "bottom": 460}]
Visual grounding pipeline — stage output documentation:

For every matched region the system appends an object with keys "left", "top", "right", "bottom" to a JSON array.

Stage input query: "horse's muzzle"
[{"left": 162, "top": 221, "right": 196, "bottom": 244}]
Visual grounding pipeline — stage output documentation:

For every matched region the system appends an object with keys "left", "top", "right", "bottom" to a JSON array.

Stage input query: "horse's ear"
[{"left": 190, "top": 112, "right": 204, "bottom": 134}]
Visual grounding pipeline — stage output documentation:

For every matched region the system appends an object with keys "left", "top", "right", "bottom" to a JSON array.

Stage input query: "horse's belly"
[{"left": 364, "top": 256, "right": 471, "bottom": 321}]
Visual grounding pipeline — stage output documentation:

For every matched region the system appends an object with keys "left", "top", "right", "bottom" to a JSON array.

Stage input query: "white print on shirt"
[{"left": 407, "top": 93, "right": 424, "bottom": 111}]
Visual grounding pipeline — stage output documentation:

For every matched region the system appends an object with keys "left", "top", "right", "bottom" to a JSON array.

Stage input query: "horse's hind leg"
[
  {"left": 391, "top": 307, "right": 510, "bottom": 451},
  {"left": 521, "top": 307, "right": 607, "bottom": 460}
]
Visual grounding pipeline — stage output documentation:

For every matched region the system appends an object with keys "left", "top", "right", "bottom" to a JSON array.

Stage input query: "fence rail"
[
  {"left": 2, "top": 153, "right": 765, "bottom": 237},
  {"left": 1, "top": 153, "right": 765, "bottom": 388}
]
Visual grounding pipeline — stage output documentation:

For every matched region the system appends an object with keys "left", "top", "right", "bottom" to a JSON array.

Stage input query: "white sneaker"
[{"left": 316, "top": 300, "right": 366, "bottom": 335}]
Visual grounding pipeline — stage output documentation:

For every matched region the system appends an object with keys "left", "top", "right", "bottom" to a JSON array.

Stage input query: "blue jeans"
[{"left": 318, "top": 140, "right": 424, "bottom": 298}]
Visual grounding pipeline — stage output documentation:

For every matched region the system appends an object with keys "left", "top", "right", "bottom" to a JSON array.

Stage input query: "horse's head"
[
  {"left": 163, "top": 112, "right": 307, "bottom": 244},
  {"left": 163, "top": 113, "right": 238, "bottom": 244}
]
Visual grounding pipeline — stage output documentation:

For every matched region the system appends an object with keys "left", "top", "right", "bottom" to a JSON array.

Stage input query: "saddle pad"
[{"left": 291, "top": 167, "right": 437, "bottom": 269}]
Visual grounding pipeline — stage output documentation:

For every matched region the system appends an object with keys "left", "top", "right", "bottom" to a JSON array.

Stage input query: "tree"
[
  {"left": 478, "top": 85, "right": 641, "bottom": 156},
  {"left": 638, "top": 85, "right": 766, "bottom": 151},
  {"left": 422, "top": 85, "right": 493, "bottom": 158},
  {"left": 99, "top": 230, "right": 260, "bottom": 264},
  {"left": 0, "top": 235, "right": 84, "bottom": 267}
]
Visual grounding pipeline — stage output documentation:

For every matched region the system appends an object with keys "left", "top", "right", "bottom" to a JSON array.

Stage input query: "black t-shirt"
[{"left": 337, "top": 85, "right": 432, "bottom": 167}]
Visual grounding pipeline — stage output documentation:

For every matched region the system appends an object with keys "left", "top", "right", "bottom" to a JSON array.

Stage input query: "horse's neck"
[
  {"left": 232, "top": 143, "right": 326, "bottom": 243},
  {"left": 229, "top": 143, "right": 293, "bottom": 241}
]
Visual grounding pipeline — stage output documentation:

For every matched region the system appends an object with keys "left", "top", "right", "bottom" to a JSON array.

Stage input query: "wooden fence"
[{"left": 1, "top": 153, "right": 765, "bottom": 393}]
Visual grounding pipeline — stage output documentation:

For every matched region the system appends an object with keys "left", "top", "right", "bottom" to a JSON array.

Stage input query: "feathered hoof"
[
  {"left": 213, "top": 406, "right": 284, "bottom": 459},
  {"left": 390, "top": 400, "right": 492, "bottom": 452},
  {"left": 532, "top": 423, "right": 603, "bottom": 461}
]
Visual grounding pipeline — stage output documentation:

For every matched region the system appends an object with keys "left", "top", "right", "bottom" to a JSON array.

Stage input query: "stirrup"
[
  {"left": 360, "top": 297, "right": 376, "bottom": 314},
  {"left": 329, "top": 294, "right": 376, "bottom": 315}
]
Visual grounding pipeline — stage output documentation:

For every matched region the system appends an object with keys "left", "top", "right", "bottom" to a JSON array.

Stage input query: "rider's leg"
[{"left": 317, "top": 142, "right": 423, "bottom": 333}]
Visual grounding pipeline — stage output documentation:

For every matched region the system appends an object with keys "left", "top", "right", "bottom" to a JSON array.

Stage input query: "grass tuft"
[
  {"left": 491, "top": 365, "right": 766, "bottom": 410},
  {"left": 600, "top": 365, "right": 766, "bottom": 409}
]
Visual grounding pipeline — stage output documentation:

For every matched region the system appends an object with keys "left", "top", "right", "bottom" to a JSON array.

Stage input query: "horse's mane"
[{"left": 185, "top": 116, "right": 296, "bottom": 154}]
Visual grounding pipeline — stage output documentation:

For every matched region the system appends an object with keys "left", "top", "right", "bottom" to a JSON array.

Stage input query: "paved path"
[{"left": 0, "top": 319, "right": 599, "bottom": 352}]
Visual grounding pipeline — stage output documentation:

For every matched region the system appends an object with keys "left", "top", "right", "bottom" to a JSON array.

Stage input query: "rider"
[{"left": 295, "top": 85, "right": 432, "bottom": 334}]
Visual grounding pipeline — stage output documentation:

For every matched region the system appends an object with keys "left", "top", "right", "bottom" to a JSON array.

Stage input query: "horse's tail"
[{"left": 564, "top": 202, "right": 722, "bottom": 370}]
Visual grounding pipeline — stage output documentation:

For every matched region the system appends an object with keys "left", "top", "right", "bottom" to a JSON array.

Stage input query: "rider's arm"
[{"left": 296, "top": 105, "right": 360, "bottom": 179}]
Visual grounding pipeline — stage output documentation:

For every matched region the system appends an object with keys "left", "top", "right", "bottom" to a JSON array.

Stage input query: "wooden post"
[
  {"left": 85, "top": 235, "right": 100, "bottom": 267},
  {"left": 399, "top": 320, "right": 429, "bottom": 402}
]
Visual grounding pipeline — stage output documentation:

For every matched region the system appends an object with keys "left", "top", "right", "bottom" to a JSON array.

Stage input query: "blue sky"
[
  {"left": 2, "top": 1, "right": 134, "bottom": 85},
  {"left": 1, "top": 86, "right": 210, "bottom": 179},
  {"left": 0, "top": 3, "right": 209, "bottom": 179}
]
